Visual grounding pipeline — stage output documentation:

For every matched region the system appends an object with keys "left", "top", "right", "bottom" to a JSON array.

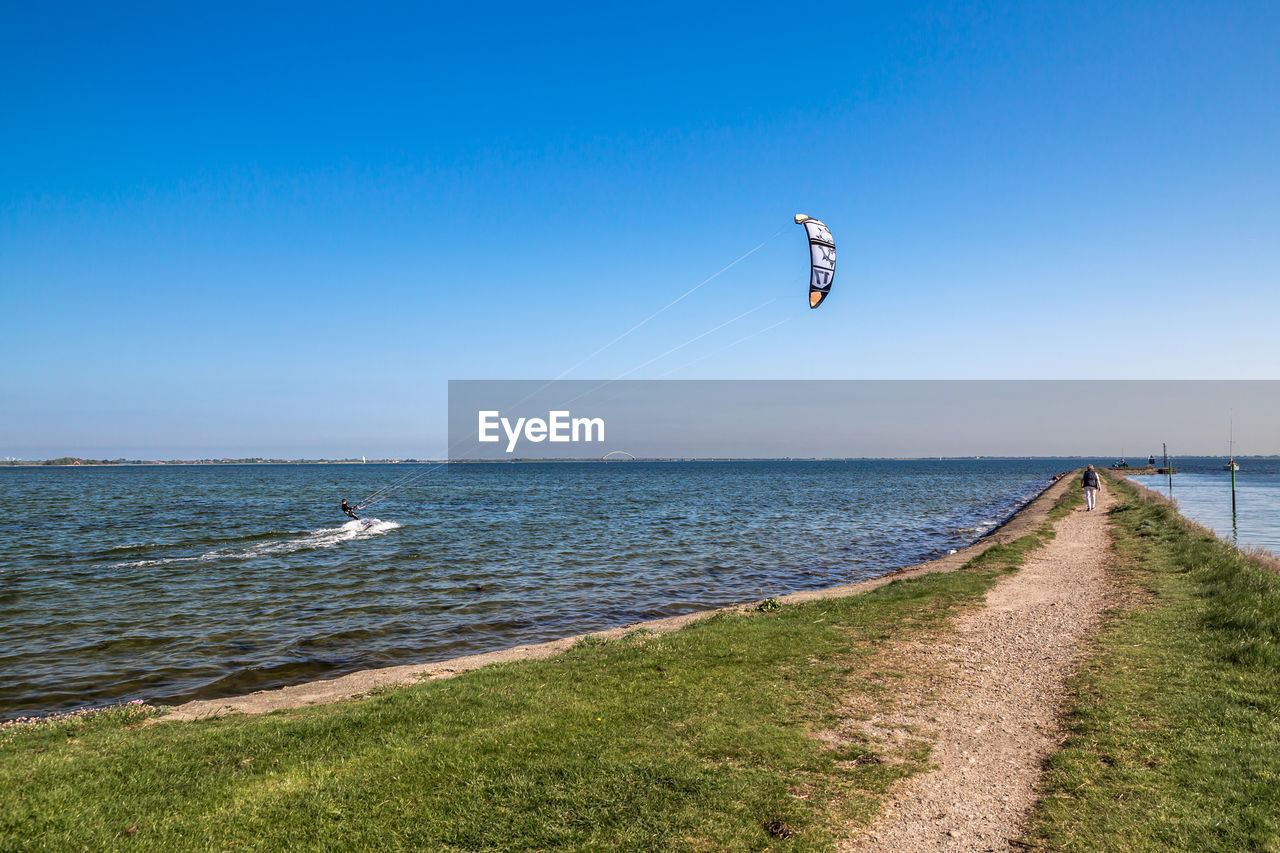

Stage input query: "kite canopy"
[{"left": 795, "top": 214, "right": 835, "bottom": 308}]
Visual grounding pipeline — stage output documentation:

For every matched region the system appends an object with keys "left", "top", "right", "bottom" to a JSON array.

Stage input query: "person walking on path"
[{"left": 1082, "top": 465, "right": 1100, "bottom": 511}]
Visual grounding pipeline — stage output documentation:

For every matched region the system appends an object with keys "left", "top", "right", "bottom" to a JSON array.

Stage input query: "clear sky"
[{"left": 3, "top": 2, "right": 1278, "bottom": 458}]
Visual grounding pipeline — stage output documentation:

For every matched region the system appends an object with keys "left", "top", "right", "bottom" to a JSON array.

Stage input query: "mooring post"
[{"left": 1231, "top": 463, "right": 1237, "bottom": 515}]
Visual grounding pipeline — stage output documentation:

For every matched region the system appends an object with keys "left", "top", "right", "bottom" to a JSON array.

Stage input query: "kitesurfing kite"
[{"left": 794, "top": 214, "right": 835, "bottom": 308}]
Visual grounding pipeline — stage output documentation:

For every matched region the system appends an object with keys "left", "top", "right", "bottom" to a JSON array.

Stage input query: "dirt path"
[{"left": 841, "top": 477, "right": 1112, "bottom": 852}]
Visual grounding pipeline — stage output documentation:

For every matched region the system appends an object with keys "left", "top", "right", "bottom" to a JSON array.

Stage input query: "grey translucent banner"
[{"left": 447, "top": 380, "right": 1279, "bottom": 460}]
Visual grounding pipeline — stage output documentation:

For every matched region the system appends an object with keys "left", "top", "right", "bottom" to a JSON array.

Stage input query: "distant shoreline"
[
  {"left": 5, "top": 455, "right": 1277, "bottom": 468},
  {"left": 0, "top": 459, "right": 439, "bottom": 468}
]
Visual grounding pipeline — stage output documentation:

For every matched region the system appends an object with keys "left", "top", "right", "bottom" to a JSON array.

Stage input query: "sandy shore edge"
[{"left": 166, "top": 472, "right": 1072, "bottom": 722}]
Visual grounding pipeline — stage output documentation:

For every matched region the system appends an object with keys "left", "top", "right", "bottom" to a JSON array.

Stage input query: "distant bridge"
[{"left": 601, "top": 450, "right": 637, "bottom": 461}]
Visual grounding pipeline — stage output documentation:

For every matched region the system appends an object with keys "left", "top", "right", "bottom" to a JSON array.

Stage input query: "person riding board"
[{"left": 340, "top": 499, "right": 360, "bottom": 520}]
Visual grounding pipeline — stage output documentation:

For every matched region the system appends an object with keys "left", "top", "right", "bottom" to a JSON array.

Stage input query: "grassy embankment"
[
  {"left": 0, "top": 484, "right": 1076, "bottom": 851},
  {"left": 1026, "top": 474, "right": 1280, "bottom": 851}
]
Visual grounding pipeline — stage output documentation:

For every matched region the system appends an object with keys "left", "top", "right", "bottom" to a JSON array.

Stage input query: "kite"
[{"left": 794, "top": 214, "right": 835, "bottom": 308}]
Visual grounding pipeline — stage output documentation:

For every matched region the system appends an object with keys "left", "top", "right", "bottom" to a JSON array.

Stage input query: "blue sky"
[{"left": 3, "top": 2, "right": 1278, "bottom": 458}]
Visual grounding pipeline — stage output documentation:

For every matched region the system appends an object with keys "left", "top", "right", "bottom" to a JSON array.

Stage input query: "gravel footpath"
[{"left": 841, "top": 478, "right": 1112, "bottom": 852}]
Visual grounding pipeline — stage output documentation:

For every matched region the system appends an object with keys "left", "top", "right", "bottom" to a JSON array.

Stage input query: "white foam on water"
[
  {"left": 952, "top": 518, "right": 1000, "bottom": 538},
  {"left": 298, "top": 518, "right": 402, "bottom": 550},
  {"left": 111, "top": 555, "right": 205, "bottom": 569},
  {"left": 110, "top": 518, "right": 401, "bottom": 569}
]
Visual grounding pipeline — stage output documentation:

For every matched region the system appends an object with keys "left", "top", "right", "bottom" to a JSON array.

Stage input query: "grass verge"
[
  {"left": 1024, "top": 475, "right": 1280, "bottom": 851},
  {"left": 1, "top": 483, "right": 1070, "bottom": 852}
]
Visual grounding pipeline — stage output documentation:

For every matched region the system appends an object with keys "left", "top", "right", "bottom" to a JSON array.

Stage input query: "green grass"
[
  {"left": 0, "top": 484, "right": 1073, "bottom": 852},
  {"left": 1025, "top": 475, "right": 1280, "bottom": 852}
]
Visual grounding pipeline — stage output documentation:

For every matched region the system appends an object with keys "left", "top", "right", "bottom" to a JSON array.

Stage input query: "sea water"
[
  {"left": 0, "top": 459, "right": 1077, "bottom": 719},
  {"left": 1129, "top": 457, "right": 1280, "bottom": 554}
]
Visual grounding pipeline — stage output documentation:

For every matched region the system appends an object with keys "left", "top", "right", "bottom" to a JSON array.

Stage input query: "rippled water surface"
[
  {"left": 0, "top": 460, "right": 1075, "bottom": 719},
  {"left": 1129, "top": 457, "right": 1280, "bottom": 554}
]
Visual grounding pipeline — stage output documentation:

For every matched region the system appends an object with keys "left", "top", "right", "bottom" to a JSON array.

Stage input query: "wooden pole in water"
[{"left": 1231, "top": 463, "right": 1237, "bottom": 515}]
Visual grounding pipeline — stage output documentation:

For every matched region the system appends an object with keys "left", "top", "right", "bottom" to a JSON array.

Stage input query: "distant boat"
[{"left": 1225, "top": 459, "right": 1239, "bottom": 472}]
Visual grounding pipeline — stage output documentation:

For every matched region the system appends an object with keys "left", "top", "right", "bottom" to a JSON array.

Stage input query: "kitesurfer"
[
  {"left": 341, "top": 499, "right": 360, "bottom": 520},
  {"left": 1081, "top": 465, "right": 1100, "bottom": 511}
]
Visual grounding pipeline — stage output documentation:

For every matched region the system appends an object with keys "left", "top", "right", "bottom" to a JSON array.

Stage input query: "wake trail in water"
[{"left": 110, "top": 518, "right": 401, "bottom": 569}]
